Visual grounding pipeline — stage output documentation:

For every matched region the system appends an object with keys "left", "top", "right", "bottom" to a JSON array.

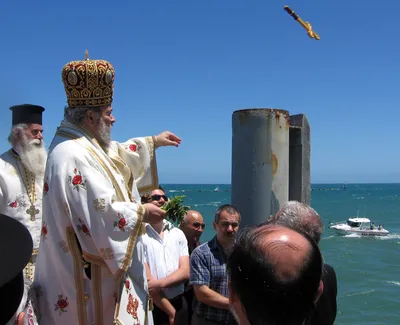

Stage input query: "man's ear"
[
  {"left": 314, "top": 280, "right": 324, "bottom": 304},
  {"left": 85, "top": 110, "right": 96, "bottom": 125}
]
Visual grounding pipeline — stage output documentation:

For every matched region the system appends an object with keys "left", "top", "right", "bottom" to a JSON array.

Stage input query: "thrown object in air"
[{"left": 284, "top": 5, "right": 320, "bottom": 40}]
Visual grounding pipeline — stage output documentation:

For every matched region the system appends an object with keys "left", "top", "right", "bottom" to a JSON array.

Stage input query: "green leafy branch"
[{"left": 161, "top": 195, "right": 190, "bottom": 224}]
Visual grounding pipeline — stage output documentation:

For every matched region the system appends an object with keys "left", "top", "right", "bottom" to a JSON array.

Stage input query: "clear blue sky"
[{"left": 0, "top": 0, "right": 399, "bottom": 184}]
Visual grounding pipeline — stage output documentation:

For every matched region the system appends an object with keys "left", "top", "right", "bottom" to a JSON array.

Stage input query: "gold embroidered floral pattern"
[
  {"left": 76, "top": 218, "right": 91, "bottom": 237},
  {"left": 127, "top": 293, "right": 139, "bottom": 321},
  {"left": 62, "top": 56, "right": 115, "bottom": 108},
  {"left": 8, "top": 194, "right": 28, "bottom": 212},
  {"left": 43, "top": 182, "right": 49, "bottom": 194},
  {"left": 99, "top": 248, "right": 114, "bottom": 260},
  {"left": 93, "top": 198, "right": 106, "bottom": 212},
  {"left": 125, "top": 279, "right": 131, "bottom": 294},
  {"left": 114, "top": 213, "right": 128, "bottom": 232},
  {"left": 68, "top": 168, "right": 86, "bottom": 191},
  {"left": 54, "top": 294, "right": 69, "bottom": 315},
  {"left": 127, "top": 142, "right": 142, "bottom": 153},
  {"left": 41, "top": 222, "right": 48, "bottom": 239}
]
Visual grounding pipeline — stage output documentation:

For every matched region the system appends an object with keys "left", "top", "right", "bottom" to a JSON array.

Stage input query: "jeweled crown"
[{"left": 62, "top": 51, "right": 115, "bottom": 108}]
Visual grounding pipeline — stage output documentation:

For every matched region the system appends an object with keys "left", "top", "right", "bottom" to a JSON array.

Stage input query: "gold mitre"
[{"left": 62, "top": 51, "right": 115, "bottom": 108}]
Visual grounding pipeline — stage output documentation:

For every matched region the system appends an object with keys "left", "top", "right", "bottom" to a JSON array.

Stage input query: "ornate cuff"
[
  {"left": 152, "top": 135, "right": 160, "bottom": 149},
  {"left": 141, "top": 204, "right": 149, "bottom": 222}
]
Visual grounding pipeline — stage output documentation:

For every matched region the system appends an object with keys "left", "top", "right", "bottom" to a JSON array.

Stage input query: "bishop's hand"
[{"left": 154, "top": 131, "right": 181, "bottom": 148}]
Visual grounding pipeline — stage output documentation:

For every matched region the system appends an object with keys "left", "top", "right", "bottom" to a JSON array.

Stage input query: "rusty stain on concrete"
[{"left": 272, "top": 153, "right": 278, "bottom": 176}]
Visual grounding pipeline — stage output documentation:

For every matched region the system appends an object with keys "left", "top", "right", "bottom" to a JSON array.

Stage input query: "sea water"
[{"left": 161, "top": 183, "right": 400, "bottom": 324}]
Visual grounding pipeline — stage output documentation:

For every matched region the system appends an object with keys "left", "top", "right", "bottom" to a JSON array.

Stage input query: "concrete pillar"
[
  {"left": 289, "top": 114, "right": 311, "bottom": 205},
  {"left": 231, "top": 109, "right": 290, "bottom": 228}
]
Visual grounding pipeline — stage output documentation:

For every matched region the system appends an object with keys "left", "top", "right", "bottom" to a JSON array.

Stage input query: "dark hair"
[
  {"left": 141, "top": 186, "right": 166, "bottom": 204},
  {"left": 214, "top": 204, "right": 241, "bottom": 223},
  {"left": 227, "top": 224, "right": 323, "bottom": 325}
]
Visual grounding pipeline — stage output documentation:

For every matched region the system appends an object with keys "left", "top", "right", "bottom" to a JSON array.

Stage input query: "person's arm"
[
  {"left": 115, "top": 132, "right": 180, "bottom": 194},
  {"left": 193, "top": 284, "right": 230, "bottom": 310},
  {"left": 149, "top": 256, "right": 189, "bottom": 290},
  {"left": 189, "top": 248, "right": 230, "bottom": 310},
  {"left": 145, "top": 263, "right": 176, "bottom": 322}
]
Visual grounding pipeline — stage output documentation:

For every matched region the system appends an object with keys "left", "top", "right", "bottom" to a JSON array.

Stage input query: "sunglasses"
[
  {"left": 193, "top": 222, "right": 206, "bottom": 229},
  {"left": 151, "top": 194, "right": 168, "bottom": 202}
]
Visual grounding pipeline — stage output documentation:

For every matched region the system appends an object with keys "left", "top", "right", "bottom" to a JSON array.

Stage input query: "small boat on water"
[{"left": 329, "top": 217, "right": 389, "bottom": 237}]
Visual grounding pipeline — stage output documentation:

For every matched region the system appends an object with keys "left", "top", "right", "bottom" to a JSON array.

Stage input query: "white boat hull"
[{"left": 330, "top": 225, "right": 389, "bottom": 237}]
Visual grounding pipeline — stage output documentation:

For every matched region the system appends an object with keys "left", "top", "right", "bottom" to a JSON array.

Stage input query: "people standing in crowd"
[
  {"left": 179, "top": 210, "right": 205, "bottom": 325},
  {"left": 267, "top": 201, "right": 338, "bottom": 325},
  {"left": 190, "top": 204, "right": 240, "bottom": 325},
  {"left": 227, "top": 223, "right": 324, "bottom": 325},
  {"left": 0, "top": 213, "right": 38, "bottom": 325},
  {"left": 141, "top": 187, "right": 190, "bottom": 325},
  {"left": 34, "top": 53, "right": 181, "bottom": 325},
  {"left": 0, "top": 104, "right": 46, "bottom": 283}
]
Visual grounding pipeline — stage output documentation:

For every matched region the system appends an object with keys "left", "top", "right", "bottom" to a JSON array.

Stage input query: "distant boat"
[
  {"left": 343, "top": 182, "right": 347, "bottom": 189},
  {"left": 213, "top": 186, "right": 220, "bottom": 192},
  {"left": 329, "top": 217, "right": 389, "bottom": 237}
]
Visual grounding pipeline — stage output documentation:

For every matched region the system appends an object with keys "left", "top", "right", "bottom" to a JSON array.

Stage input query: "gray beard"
[
  {"left": 15, "top": 138, "right": 47, "bottom": 178},
  {"left": 97, "top": 118, "right": 111, "bottom": 151}
]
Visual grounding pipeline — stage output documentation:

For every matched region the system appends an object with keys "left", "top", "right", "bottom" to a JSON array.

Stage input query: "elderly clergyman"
[
  {"left": 34, "top": 53, "right": 181, "bottom": 325},
  {"left": 0, "top": 104, "right": 46, "bottom": 282}
]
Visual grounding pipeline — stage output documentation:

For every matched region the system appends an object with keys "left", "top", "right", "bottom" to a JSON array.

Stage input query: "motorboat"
[{"left": 329, "top": 217, "right": 389, "bottom": 237}]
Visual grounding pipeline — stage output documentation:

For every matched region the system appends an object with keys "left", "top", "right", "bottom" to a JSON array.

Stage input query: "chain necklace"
[{"left": 10, "top": 150, "right": 39, "bottom": 222}]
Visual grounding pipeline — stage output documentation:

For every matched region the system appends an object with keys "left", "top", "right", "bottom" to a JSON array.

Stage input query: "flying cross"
[{"left": 284, "top": 5, "right": 320, "bottom": 40}]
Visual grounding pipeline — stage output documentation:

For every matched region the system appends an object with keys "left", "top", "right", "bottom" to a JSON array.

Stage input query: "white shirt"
[{"left": 143, "top": 221, "right": 189, "bottom": 299}]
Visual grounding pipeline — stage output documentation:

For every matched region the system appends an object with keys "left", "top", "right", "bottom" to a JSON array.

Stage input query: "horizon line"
[{"left": 159, "top": 182, "right": 400, "bottom": 185}]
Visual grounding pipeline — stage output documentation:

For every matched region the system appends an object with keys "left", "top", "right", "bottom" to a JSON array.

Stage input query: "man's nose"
[{"left": 36, "top": 131, "right": 43, "bottom": 140}]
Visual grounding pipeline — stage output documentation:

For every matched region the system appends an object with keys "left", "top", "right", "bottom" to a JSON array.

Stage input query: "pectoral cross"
[{"left": 26, "top": 205, "right": 39, "bottom": 222}]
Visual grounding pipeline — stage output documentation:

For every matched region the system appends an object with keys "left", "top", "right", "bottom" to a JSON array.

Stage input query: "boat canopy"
[{"left": 348, "top": 217, "right": 371, "bottom": 223}]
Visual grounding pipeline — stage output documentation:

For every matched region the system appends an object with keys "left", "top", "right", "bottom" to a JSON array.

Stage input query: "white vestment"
[
  {"left": 0, "top": 149, "right": 43, "bottom": 282},
  {"left": 34, "top": 121, "right": 159, "bottom": 325}
]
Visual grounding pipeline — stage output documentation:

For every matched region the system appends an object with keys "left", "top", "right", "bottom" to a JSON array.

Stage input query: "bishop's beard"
[
  {"left": 97, "top": 118, "right": 112, "bottom": 152},
  {"left": 15, "top": 136, "right": 47, "bottom": 178}
]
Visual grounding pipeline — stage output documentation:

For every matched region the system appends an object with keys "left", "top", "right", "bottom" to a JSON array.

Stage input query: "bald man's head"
[
  {"left": 180, "top": 210, "right": 205, "bottom": 249},
  {"left": 182, "top": 210, "right": 204, "bottom": 225},
  {"left": 228, "top": 224, "right": 323, "bottom": 325}
]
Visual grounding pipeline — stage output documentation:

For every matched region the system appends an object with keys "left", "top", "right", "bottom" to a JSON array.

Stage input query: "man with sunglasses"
[
  {"left": 142, "top": 187, "right": 190, "bottom": 325},
  {"left": 190, "top": 204, "right": 240, "bottom": 325},
  {"left": 179, "top": 210, "right": 205, "bottom": 325}
]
